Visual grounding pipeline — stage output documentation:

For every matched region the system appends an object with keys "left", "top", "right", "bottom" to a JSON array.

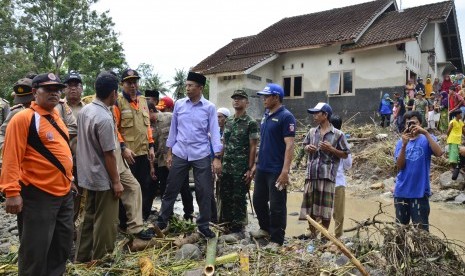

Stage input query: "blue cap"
[
  {"left": 257, "top": 83, "right": 284, "bottom": 99},
  {"left": 307, "top": 102, "right": 333, "bottom": 118}
]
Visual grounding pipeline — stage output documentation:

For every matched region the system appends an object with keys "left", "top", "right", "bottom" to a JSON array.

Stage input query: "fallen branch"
[
  {"left": 173, "top": 233, "right": 201, "bottom": 248},
  {"left": 306, "top": 215, "right": 369, "bottom": 276}
]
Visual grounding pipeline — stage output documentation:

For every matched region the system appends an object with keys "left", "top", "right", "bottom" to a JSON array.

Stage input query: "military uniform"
[
  {"left": 0, "top": 98, "right": 10, "bottom": 126},
  {"left": 0, "top": 104, "right": 24, "bottom": 150},
  {"left": 219, "top": 112, "right": 259, "bottom": 231},
  {"left": 56, "top": 99, "right": 77, "bottom": 137}
]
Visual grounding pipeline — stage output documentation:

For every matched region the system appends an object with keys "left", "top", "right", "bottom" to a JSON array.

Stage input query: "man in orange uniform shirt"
[{"left": 0, "top": 73, "right": 74, "bottom": 276}]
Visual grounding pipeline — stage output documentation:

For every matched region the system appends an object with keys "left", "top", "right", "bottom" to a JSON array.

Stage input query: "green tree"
[
  {"left": 203, "top": 80, "right": 210, "bottom": 100},
  {"left": 8, "top": 0, "right": 126, "bottom": 95},
  {"left": 171, "top": 68, "right": 187, "bottom": 100},
  {"left": 136, "top": 63, "right": 169, "bottom": 95}
]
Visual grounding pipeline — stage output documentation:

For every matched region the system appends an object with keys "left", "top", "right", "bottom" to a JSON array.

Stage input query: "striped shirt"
[{"left": 304, "top": 125, "right": 350, "bottom": 182}]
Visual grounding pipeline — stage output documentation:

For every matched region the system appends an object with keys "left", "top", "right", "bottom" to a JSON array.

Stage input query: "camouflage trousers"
[{"left": 218, "top": 172, "right": 248, "bottom": 231}]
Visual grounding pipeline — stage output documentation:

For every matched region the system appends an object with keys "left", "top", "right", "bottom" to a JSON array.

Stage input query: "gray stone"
[
  {"left": 335, "top": 255, "right": 349, "bottom": 266},
  {"left": 288, "top": 212, "right": 299, "bottom": 216},
  {"left": 370, "top": 175, "right": 379, "bottom": 181},
  {"left": 439, "top": 171, "right": 465, "bottom": 190},
  {"left": 11, "top": 230, "right": 18, "bottom": 236},
  {"left": 240, "top": 239, "right": 249, "bottom": 246},
  {"left": 383, "top": 177, "right": 395, "bottom": 191},
  {"left": 320, "top": 252, "right": 335, "bottom": 263},
  {"left": 430, "top": 189, "right": 461, "bottom": 202},
  {"left": 219, "top": 234, "right": 239, "bottom": 244},
  {"left": 246, "top": 244, "right": 256, "bottom": 251},
  {"left": 7, "top": 224, "right": 17, "bottom": 232},
  {"left": 183, "top": 268, "right": 203, "bottom": 276},
  {"left": 454, "top": 193, "right": 465, "bottom": 204},
  {"left": 344, "top": 242, "right": 355, "bottom": 249},
  {"left": 175, "top": 244, "right": 201, "bottom": 261},
  {"left": 353, "top": 173, "right": 362, "bottom": 180},
  {"left": 0, "top": 243, "right": 10, "bottom": 254},
  {"left": 381, "top": 191, "right": 393, "bottom": 199},
  {"left": 374, "top": 167, "right": 383, "bottom": 174},
  {"left": 223, "top": 263, "right": 235, "bottom": 269}
]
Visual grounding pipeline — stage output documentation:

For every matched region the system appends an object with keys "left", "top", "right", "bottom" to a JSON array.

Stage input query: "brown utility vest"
[{"left": 117, "top": 94, "right": 150, "bottom": 156}]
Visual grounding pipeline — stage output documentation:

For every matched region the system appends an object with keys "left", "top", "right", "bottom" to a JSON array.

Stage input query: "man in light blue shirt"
[{"left": 156, "top": 72, "right": 222, "bottom": 239}]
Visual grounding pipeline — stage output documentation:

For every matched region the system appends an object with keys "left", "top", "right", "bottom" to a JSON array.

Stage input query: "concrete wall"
[
  {"left": 283, "top": 86, "right": 404, "bottom": 127},
  {"left": 265, "top": 45, "right": 405, "bottom": 93},
  {"left": 208, "top": 45, "right": 410, "bottom": 124}
]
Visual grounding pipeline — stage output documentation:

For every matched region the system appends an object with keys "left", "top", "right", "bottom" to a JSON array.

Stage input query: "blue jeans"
[
  {"left": 394, "top": 196, "right": 430, "bottom": 232},
  {"left": 253, "top": 169, "right": 287, "bottom": 245}
]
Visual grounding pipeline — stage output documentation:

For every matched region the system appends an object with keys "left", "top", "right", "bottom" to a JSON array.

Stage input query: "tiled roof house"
[{"left": 192, "top": 0, "right": 463, "bottom": 124}]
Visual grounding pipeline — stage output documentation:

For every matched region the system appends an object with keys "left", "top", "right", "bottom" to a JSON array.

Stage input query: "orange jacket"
[{"left": 0, "top": 102, "right": 73, "bottom": 197}]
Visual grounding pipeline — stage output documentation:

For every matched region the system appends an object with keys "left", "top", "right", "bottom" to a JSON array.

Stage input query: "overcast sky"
[{"left": 94, "top": 0, "right": 465, "bottom": 85}]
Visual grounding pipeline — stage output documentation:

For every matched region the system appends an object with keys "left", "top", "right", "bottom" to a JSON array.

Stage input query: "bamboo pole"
[
  {"left": 139, "top": 257, "right": 155, "bottom": 276},
  {"left": 215, "top": 252, "right": 239, "bottom": 265},
  {"left": 203, "top": 235, "right": 218, "bottom": 276},
  {"left": 306, "top": 215, "right": 369, "bottom": 276}
]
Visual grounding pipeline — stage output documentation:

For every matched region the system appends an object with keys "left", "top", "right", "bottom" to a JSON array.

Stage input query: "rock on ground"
[
  {"left": 439, "top": 171, "right": 465, "bottom": 190},
  {"left": 430, "top": 189, "right": 461, "bottom": 202},
  {"left": 454, "top": 193, "right": 465, "bottom": 204},
  {"left": 175, "top": 244, "right": 201, "bottom": 261}
]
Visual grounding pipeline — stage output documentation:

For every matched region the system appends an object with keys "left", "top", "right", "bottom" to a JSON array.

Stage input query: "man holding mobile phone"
[{"left": 394, "top": 111, "right": 443, "bottom": 231}]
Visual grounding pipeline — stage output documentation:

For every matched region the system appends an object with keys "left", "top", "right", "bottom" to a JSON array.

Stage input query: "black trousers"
[
  {"left": 157, "top": 155, "right": 215, "bottom": 228},
  {"left": 120, "top": 155, "right": 155, "bottom": 227},
  {"left": 17, "top": 184, "right": 74, "bottom": 276},
  {"left": 253, "top": 170, "right": 287, "bottom": 245},
  {"left": 157, "top": 165, "right": 194, "bottom": 218}
]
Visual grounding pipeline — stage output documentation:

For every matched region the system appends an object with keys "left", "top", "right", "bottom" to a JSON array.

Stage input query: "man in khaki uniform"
[
  {"left": 63, "top": 71, "right": 86, "bottom": 118},
  {"left": 0, "top": 78, "right": 34, "bottom": 150},
  {"left": 0, "top": 97, "right": 9, "bottom": 126},
  {"left": 113, "top": 68, "right": 155, "bottom": 229},
  {"left": 0, "top": 76, "right": 77, "bottom": 157}
]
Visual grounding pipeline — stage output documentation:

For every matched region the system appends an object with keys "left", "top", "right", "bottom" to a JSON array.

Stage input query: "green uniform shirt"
[{"left": 222, "top": 112, "right": 259, "bottom": 175}]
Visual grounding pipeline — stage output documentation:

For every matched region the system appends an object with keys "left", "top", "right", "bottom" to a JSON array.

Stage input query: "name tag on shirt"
[
  {"left": 121, "top": 110, "right": 132, "bottom": 113},
  {"left": 272, "top": 118, "right": 279, "bottom": 122}
]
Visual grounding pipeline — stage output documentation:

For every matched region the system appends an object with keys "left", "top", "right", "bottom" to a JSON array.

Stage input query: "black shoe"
[
  {"left": 452, "top": 166, "right": 460, "bottom": 180},
  {"left": 198, "top": 227, "right": 215, "bottom": 239},
  {"left": 135, "top": 229, "right": 155, "bottom": 240},
  {"left": 183, "top": 214, "right": 194, "bottom": 221}
]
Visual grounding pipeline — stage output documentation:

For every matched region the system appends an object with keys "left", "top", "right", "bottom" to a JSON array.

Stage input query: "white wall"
[
  {"left": 207, "top": 75, "right": 244, "bottom": 111},
  {"left": 435, "top": 23, "right": 447, "bottom": 63},
  {"left": 208, "top": 44, "right": 407, "bottom": 105},
  {"left": 405, "top": 41, "right": 422, "bottom": 75},
  {"left": 266, "top": 45, "right": 405, "bottom": 93}
]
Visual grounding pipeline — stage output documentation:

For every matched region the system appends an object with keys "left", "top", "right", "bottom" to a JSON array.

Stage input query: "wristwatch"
[{"left": 214, "top": 154, "right": 221, "bottom": 160}]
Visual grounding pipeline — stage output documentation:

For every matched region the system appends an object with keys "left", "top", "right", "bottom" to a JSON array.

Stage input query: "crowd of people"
[
  {"left": 0, "top": 68, "right": 457, "bottom": 275},
  {"left": 379, "top": 74, "right": 465, "bottom": 133}
]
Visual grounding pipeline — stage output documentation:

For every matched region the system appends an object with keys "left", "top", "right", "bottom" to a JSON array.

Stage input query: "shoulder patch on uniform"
[{"left": 10, "top": 104, "right": 23, "bottom": 111}]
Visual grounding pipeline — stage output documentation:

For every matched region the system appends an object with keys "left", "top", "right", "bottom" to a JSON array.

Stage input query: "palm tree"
[
  {"left": 136, "top": 63, "right": 169, "bottom": 95},
  {"left": 171, "top": 68, "right": 187, "bottom": 100}
]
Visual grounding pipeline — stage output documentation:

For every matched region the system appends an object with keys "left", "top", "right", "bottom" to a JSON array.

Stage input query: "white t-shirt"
[{"left": 335, "top": 154, "right": 352, "bottom": 187}]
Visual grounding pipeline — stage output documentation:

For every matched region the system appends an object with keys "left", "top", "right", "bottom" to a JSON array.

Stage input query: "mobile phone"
[{"left": 406, "top": 121, "right": 414, "bottom": 132}]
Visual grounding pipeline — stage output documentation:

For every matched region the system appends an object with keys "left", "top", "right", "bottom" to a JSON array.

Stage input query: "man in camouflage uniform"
[{"left": 219, "top": 90, "right": 259, "bottom": 233}]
